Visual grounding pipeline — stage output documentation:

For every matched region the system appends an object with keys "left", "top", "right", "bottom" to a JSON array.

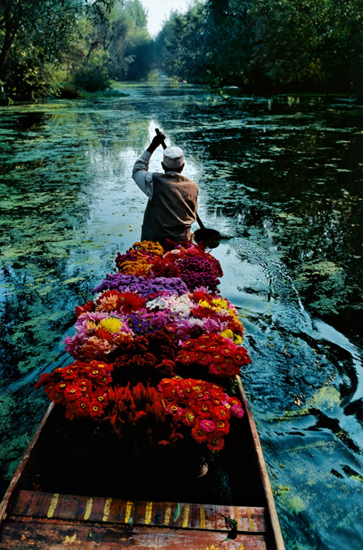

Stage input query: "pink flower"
[
  {"left": 200, "top": 419, "right": 216, "bottom": 433},
  {"left": 63, "top": 333, "right": 84, "bottom": 357},
  {"left": 231, "top": 404, "right": 244, "bottom": 418},
  {"left": 165, "top": 403, "right": 183, "bottom": 416},
  {"left": 201, "top": 316, "right": 228, "bottom": 334}
]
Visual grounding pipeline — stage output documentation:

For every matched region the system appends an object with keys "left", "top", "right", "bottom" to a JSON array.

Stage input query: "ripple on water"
[{"left": 213, "top": 238, "right": 363, "bottom": 549}]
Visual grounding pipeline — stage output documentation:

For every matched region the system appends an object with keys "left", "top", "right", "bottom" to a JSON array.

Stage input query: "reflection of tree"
[{"left": 172, "top": 98, "right": 363, "bottom": 339}]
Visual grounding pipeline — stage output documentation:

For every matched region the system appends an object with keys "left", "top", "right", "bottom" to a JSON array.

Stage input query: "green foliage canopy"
[
  {"left": 0, "top": 0, "right": 154, "bottom": 99},
  {"left": 0, "top": 0, "right": 115, "bottom": 98},
  {"left": 156, "top": 0, "right": 363, "bottom": 95}
]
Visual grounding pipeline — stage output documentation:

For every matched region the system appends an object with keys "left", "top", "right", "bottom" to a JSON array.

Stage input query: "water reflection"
[
  {"left": 0, "top": 83, "right": 363, "bottom": 549},
  {"left": 215, "top": 238, "right": 363, "bottom": 549}
]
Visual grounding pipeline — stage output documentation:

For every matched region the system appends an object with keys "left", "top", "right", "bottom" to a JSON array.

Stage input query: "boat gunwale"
[
  {"left": 0, "top": 403, "right": 55, "bottom": 525},
  {"left": 236, "top": 376, "right": 285, "bottom": 550}
]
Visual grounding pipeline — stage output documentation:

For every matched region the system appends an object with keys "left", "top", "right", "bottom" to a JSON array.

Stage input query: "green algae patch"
[
  {"left": 310, "top": 387, "right": 341, "bottom": 413},
  {"left": 295, "top": 260, "right": 347, "bottom": 315},
  {"left": 285, "top": 495, "right": 307, "bottom": 514},
  {"left": 299, "top": 261, "right": 343, "bottom": 279}
]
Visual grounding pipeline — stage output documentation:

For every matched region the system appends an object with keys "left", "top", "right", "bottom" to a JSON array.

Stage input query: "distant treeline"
[
  {"left": 1, "top": 0, "right": 362, "bottom": 101},
  {"left": 156, "top": 0, "right": 363, "bottom": 96}
]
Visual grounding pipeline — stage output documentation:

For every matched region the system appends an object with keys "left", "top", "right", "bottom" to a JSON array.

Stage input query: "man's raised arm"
[{"left": 131, "top": 131, "right": 166, "bottom": 198}]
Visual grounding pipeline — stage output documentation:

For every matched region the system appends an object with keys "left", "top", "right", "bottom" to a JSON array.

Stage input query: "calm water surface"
[{"left": 1, "top": 82, "right": 363, "bottom": 549}]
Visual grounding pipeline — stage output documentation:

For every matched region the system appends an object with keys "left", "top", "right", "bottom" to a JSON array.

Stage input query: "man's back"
[
  {"left": 132, "top": 132, "right": 199, "bottom": 244},
  {"left": 141, "top": 172, "right": 198, "bottom": 242}
]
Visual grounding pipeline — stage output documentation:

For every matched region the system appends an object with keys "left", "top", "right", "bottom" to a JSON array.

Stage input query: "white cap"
[{"left": 163, "top": 146, "right": 184, "bottom": 169}]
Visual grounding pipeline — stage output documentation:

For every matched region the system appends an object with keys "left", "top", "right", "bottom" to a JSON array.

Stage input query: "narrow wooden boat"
[{"left": 0, "top": 376, "right": 285, "bottom": 549}]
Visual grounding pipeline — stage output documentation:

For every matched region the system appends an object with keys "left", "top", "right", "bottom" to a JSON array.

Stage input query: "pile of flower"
[
  {"left": 115, "top": 241, "right": 223, "bottom": 293},
  {"left": 36, "top": 240, "right": 251, "bottom": 460},
  {"left": 35, "top": 360, "right": 114, "bottom": 421},
  {"left": 176, "top": 334, "right": 251, "bottom": 379},
  {"left": 158, "top": 378, "right": 244, "bottom": 451}
]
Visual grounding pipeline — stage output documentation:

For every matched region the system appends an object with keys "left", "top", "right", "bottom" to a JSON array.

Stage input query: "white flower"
[{"left": 146, "top": 294, "right": 193, "bottom": 318}]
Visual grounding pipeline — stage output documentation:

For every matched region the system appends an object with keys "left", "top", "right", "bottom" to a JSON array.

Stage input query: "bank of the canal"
[{"left": 0, "top": 82, "right": 362, "bottom": 550}]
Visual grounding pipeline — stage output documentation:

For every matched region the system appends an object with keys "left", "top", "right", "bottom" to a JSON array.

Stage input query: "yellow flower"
[
  {"left": 221, "top": 329, "right": 233, "bottom": 339},
  {"left": 99, "top": 317, "right": 124, "bottom": 334},
  {"left": 212, "top": 298, "right": 228, "bottom": 310}
]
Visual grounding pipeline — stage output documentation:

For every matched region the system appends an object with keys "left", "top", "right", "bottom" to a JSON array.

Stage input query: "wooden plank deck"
[
  {"left": 9, "top": 490, "right": 267, "bottom": 532},
  {"left": 0, "top": 519, "right": 268, "bottom": 549},
  {"left": 0, "top": 490, "right": 270, "bottom": 549}
]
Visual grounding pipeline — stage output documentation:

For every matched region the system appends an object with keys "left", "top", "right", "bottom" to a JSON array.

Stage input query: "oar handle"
[
  {"left": 196, "top": 214, "right": 205, "bottom": 230},
  {"left": 155, "top": 128, "right": 167, "bottom": 150}
]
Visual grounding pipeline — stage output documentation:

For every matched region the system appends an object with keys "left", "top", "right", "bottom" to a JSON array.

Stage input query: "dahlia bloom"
[{"left": 64, "top": 312, "right": 133, "bottom": 360}]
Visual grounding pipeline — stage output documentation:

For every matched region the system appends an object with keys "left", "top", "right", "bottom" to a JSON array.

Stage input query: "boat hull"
[{"left": 0, "top": 378, "right": 285, "bottom": 549}]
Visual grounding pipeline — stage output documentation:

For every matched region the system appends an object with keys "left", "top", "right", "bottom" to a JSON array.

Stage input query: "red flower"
[
  {"left": 118, "top": 292, "right": 146, "bottom": 314},
  {"left": 75, "top": 300, "right": 95, "bottom": 318},
  {"left": 88, "top": 398, "right": 105, "bottom": 418},
  {"left": 182, "top": 408, "right": 197, "bottom": 426},
  {"left": 191, "top": 422, "right": 209, "bottom": 444},
  {"left": 48, "top": 383, "right": 64, "bottom": 404},
  {"left": 177, "top": 334, "right": 248, "bottom": 378},
  {"left": 206, "top": 435, "right": 225, "bottom": 452},
  {"left": 64, "top": 384, "right": 83, "bottom": 401}
]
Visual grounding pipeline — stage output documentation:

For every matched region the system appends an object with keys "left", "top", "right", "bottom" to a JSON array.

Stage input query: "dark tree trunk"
[{"left": 0, "top": 3, "right": 20, "bottom": 82}]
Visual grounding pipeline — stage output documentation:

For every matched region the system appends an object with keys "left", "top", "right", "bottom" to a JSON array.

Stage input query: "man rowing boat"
[{"left": 132, "top": 130, "right": 199, "bottom": 244}]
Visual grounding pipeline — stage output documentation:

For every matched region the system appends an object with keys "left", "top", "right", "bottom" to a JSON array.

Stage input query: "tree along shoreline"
[
  {"left": 1, "top": 1, "right": 363, "bottom": 103},
  {"left": 0, "top": 81, "right": 360, "bottom": 106}
]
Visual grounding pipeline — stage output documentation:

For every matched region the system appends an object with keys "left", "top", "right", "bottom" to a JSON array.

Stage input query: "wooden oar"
[{"left": 155, "top": 129, "right": 222, "bottom": 247}]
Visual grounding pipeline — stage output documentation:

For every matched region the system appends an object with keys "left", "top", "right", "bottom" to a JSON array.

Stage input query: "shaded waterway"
[{"left": 1, "top": 81, "right": 363, "bottom": 549}]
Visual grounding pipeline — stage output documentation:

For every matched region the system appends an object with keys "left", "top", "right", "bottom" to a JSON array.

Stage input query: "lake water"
[{"left": 1, "top": 81, "right": 362, "bottom": 549}]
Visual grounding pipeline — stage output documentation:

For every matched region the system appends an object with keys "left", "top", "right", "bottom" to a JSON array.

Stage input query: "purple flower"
[
  {"left": 92, "top": 274, "right": 189, "bottom": 298},
  {"left": 126, "top": 309, "right": 175, "bottom": 335},
  {"left": 177, "top": 256, "right": 221, "bottom": 292}
]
